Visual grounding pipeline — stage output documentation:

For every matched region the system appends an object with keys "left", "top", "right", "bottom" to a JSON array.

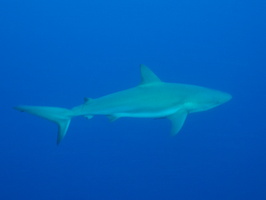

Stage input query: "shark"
[{"left": 14, "top": 65, "right": 232, "bottom": 144}]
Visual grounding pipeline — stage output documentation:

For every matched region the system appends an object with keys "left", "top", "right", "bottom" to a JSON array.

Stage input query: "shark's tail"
[{"left": 14, "top": 106, "right": 73, "bottom": 144}]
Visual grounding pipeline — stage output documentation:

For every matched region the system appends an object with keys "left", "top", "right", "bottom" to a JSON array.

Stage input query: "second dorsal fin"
[{"left": 84, "top": 97, "right": 93, "bottom": 103}]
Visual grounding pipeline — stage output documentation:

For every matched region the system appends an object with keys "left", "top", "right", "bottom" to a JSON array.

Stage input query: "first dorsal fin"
[{"left": 140, "top": 64, "right": 161, "bottom": 85}]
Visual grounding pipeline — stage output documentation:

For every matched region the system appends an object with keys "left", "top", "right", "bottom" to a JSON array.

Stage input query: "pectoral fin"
[{"left": 168, "top": 110, "right": 188, "bottom": 135}]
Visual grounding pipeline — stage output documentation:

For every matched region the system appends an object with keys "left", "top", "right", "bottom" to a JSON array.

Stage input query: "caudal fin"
[{"left": 14, "top": 106, "right": 73, "bottom": 144}]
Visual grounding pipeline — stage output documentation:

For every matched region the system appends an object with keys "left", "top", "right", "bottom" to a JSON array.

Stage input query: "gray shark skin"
[{"left": 14, "top": 65, "right": 232, "bottom": 144}]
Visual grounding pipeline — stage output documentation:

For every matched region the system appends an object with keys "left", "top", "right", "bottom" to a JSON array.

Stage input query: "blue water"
[{"left": 1, "top": 0, "right": 265, "bottom": 199}]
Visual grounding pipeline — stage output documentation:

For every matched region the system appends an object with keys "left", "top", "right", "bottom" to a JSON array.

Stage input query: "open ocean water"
[{"left": 0, "top": 0, "right": 265, "bottom": 199}]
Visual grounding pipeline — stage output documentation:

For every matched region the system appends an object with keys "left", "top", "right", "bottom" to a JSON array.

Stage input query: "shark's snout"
[{"left": 219, "top": 92, "right": 232, "bottom": 104}]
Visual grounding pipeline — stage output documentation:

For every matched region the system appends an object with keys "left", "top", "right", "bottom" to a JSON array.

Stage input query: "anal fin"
[
  {"left": 84, "top": 115, "right": 93, "bottom": 120},
  {"left": 107, "top": 115, "right": 119, "bottom": 122}
]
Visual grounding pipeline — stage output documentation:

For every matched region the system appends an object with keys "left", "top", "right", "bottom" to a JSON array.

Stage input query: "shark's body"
[{"left": 15, "top": 65, "right": 231, "bottom": 144}]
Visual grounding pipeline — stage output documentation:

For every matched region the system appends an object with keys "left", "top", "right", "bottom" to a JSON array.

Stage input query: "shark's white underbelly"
[
  {"left": 110, "top": 107, "right": 180, "bottom": 118},
  {"left": 81, "top": 98, "right": 182, "bottom": 119}
]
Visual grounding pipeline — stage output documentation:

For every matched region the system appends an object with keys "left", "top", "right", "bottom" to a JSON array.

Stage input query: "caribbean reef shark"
[{"left": 15, "top": 65, "right": 231, "bottom": 144}]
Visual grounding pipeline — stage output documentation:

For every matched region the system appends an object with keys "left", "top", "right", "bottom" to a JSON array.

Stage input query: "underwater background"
[{"left": 0, "top": 0, "right": 265, "bottom": 199}]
